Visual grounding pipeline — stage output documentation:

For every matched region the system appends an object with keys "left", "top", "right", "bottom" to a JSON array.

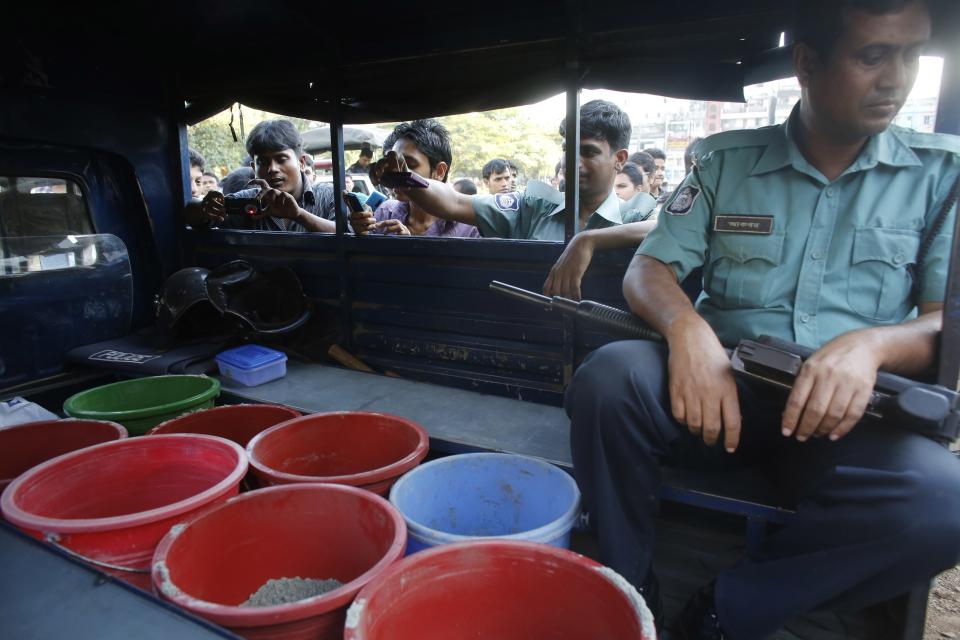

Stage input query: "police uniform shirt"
[
  {"left": 622, "top": 191, "right": 658, "bottom": 223},
  {"left": 637, "top": 107, "right": 960, "bottom": 350},
  {"left": 221, "top": 174, "right": 337, "bottom": 232},
  {"left": 471, "top": 190, "right": 624, "bottom": 240}
]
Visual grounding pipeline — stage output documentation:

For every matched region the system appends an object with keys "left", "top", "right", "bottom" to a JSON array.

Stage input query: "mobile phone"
[
  {"left": 225, "top": 197, "right": 262, "bottom": 217},
  {"left": 344, "top": 192, "right": 366, "bottom": 213},
  {"left": 379, "top": 171, "right": 429, "bottom": 189},
  {"left": 364, "top": 190, "right": 388, "bottom": 211}
]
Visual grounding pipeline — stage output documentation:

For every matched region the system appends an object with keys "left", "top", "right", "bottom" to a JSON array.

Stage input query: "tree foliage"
[
  {"left": 438, "top": 109, "right": 561, "bottom": 181},
  {"left": 189, "top": 104, "right": 562, "bottom": 182}
]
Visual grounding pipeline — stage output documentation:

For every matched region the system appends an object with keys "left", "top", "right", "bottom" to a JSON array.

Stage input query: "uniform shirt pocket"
[
  {"left": 705, "top": 231, "right": 786, "bottom": 308},
  {"left": 847, "top": 227, "right": 920, "bottom": 321}
]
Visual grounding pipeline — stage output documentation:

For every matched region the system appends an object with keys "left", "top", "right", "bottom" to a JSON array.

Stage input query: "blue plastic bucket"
[{"left": 389, "top": 453, "right": 581, "bottom": 554}]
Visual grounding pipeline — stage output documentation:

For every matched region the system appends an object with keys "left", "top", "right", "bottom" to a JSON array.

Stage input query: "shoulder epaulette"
[
  {"left": 890, "top": 126, "right": 960, "bottom": 155},
  {"left": 696, "top": 125, "right": 781, "bottom": 155}
]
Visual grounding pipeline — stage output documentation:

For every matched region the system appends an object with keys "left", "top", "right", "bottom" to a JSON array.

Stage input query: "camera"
[{"left": 225, "top": 197, "right": 262, "bottom": 218}]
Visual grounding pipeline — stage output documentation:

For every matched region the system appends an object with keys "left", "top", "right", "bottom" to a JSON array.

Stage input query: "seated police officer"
[
  {"left": 566, "top": 1, "right": 960, "bottom": 638},
  {"left": 185, "top": 119, "right": 337, "bottom": 232},
  {"left": 372, "top": 100, "right": 657, "bottom": 299}
]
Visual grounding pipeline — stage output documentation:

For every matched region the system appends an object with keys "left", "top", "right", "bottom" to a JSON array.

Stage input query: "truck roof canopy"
[{"left": 5, "top": 0, "right": 958, "bottom": 124}]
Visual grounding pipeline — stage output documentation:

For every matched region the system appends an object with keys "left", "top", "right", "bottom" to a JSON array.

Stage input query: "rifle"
[
  {"left": 490, "top": 281, "right": 960, "bottom": 444},
  {"left": 731, "top": 336, "right": 959, "bottom": 444},
  {"left": 489, "top": 281, "right": 661, "bottom": 342}
]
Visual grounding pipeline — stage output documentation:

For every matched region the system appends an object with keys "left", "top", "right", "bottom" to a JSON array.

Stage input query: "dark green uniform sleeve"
[
  {"left": 472, "top": 192, "right": 550, "bottom": 239},
  {"left": 635, "top": 153, "right": 717, "bottom": 281}
]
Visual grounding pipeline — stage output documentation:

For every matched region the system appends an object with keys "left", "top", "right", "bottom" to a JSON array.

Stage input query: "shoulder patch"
[
  {"left": 494, "top": 192, "right": 520, "bottom": 211},
  {"left": 665, "top": 186, "right": 701, "bottom": 216}
]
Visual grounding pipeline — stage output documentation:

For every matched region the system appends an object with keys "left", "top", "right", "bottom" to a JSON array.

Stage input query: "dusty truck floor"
[
  {"left": 925, "top": 566, "right": 960, "bottom": 639},
  {"left": 573, "top": 502, "right": 940, "bottom": 640}
]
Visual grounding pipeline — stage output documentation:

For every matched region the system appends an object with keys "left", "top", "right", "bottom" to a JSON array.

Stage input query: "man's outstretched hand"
[{"left": 369, "top": 150, "right": 409, "bottom": 190}]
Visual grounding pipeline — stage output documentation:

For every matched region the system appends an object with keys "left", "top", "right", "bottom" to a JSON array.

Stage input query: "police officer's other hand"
[
  {"left": 247, "top": 179, "right": 301, "bottom": 220},
  {"left": 666, "top": 316, "right": 742, "bottom": 452},
  {"left": 374, "top": 219, "right": 411, "bottom": 236},
  {"left": 543, "top": 232, "right": 595, "bottom": 301},
  {"left": 197, "top": 190, "right": 226, "bottom": 225},
  {"left": 781, "top": 330, "right": 880, "bottom": 443}
]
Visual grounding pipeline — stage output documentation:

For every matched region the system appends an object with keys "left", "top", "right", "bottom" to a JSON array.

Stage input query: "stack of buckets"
[{"left": 1, "top": 374, "right": 654, "bottom": 639}]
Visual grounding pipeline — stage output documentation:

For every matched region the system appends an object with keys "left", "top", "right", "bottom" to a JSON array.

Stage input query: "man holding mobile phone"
[
  {"left": 348, "top": 119, "right": 480, "bottom": 238},
  {"left": 184, "top": 119, "right": 337, "bottom": 232}
]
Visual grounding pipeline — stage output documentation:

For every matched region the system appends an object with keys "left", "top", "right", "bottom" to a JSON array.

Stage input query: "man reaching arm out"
[{"left": 372, "top": 100, "right": 657, "bottom": 298}]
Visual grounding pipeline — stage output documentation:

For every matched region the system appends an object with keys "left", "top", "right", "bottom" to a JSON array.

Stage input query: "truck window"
[
  {"left": 0, "top": 176, "right": 94, "bottom": 237},
  {"left": 185, "top": 54, "right": 941, "bottom": 239}
]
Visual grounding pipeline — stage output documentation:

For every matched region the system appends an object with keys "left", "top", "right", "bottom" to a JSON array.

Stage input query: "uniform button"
[
  {"left": 811, "top": 250, "right": 823, "bottom": 260},
  {"left": 825, "top": 188, "right": 836, "bottom": 197},
  {"left": 893, "top": 253, "right": 905, "bottom": 265},
  {"left": 800, "top": 313, "right": 811, "bottom": 323}
]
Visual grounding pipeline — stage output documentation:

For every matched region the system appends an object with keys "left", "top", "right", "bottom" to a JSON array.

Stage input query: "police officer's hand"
[
  {"left": 374, "top": 219, "right": 411, "bottom": 236},
  {"left": 246, "top": 179, "right": 302, "bottom": 220},
  {"left": 369, "top": 151, "right": 410, "bottom": 191},
  {"left": 543, "top": 231, "right": 595, "bottom": 300},
  {"left": 195, "top": 190, "right": 226, "bottom": 225},
  {"left": 667, "top": 316, "right": 742, "bottom": 452},
  {"left": 781, "top": 331, "right": 880, "bottom": 442}
]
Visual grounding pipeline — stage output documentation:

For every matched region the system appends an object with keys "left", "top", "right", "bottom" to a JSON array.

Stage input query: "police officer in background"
[
  {"left": 566, "top": 1, "right": 960, "bottom": 638},
  {"left": 374, "top": 100, "right": 658, "bottom": 300}
]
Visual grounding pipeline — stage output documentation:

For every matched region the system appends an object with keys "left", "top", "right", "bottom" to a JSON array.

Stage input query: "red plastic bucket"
[
  {"left": 344, "top": 540, "right": 656, "bottom": 640},
  {"left": 152, "top": 484, "right": 407, "bottom": 640},
  {"left": 1, "top": 434, "right": 247, "bottom": 590},
  {"left": 247, "top": 412, "right": 429, "bottom": 496},
  {"left": 0, "top": 418, "right": 128, "bottom": 495},
  {"left": 148, "top": 404, "right": 301, "bottom": 447}
]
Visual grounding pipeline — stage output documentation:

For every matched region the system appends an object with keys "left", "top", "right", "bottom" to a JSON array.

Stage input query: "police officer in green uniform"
[
  {"left": 374, "top": 99, "right": 657, "bottom": 300},
  {"left": 566, "top": 1, "right": 960, "bottom": 638}
]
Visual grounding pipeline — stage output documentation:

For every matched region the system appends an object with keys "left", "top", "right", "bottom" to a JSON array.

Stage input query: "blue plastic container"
[
  {"left": 215, "top": 345, "right": 287, "bottom": 387},
  {"left": 389, "top": 453, "right": 581, "bottom": 554}
]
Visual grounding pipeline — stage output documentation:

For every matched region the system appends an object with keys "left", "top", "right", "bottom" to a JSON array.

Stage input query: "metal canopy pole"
[
  {"left": 330, "top": 82, "right": 355, "bottom": 351},
  {"left": 330, "top": 111, "right": 347, "bottom": 234},
  {"left": 563, "top": 0, "right": 581, "bottom": 244},
  {"left": 935, "top": 41, "right": 960, "bottom": 390},
  {"left": 562, "top": 0, "right": 582, "bottom": 384}
]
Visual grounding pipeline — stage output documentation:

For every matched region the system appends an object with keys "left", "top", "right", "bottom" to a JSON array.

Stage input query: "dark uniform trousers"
[{"left": 567, "top": 339, "right": 960, "bottom": 640}]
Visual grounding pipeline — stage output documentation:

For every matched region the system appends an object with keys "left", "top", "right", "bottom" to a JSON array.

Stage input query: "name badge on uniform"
[{"left": 713, "top": 215, "right": 774, "bottom": 235}]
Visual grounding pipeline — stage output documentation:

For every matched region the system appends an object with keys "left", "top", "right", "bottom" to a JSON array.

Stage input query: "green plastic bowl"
[{"left": 64, "top": 376, "right": 221, "bottom": 436}]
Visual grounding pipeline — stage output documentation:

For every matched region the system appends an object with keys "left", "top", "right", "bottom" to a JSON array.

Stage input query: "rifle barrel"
[{"left": 489, "top": 281, "right": 553, "bottom": 307}]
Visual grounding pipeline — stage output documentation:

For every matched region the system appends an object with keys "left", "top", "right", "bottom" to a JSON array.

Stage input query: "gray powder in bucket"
[{"left": 241, "top": 577, "right": 343, "bottom": 607}]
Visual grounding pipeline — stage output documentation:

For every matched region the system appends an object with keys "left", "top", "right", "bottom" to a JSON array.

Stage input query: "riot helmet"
[
  {"left": 204, "top": 260, "right": 311, "bottom": 335},
  {"left": 154, "top": 267, "right": 223, "bottom": 340}
]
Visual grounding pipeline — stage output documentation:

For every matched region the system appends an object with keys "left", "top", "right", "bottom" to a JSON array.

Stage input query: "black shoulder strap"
[{"left": 913, "top": 175, "right": 960, "bottom": 304}]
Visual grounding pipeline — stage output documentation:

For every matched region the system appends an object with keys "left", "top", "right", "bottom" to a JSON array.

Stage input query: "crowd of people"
[{"left": 184, "top": 99, "right": 688, "bottom": 297}]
